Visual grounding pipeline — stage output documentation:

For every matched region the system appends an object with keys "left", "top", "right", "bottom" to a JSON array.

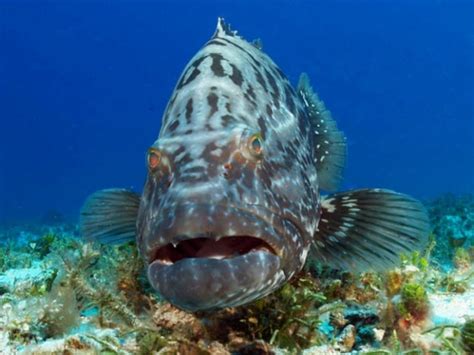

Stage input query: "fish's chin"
[{"left": 147, "top": 237, "right": 283, "bottom": 311}]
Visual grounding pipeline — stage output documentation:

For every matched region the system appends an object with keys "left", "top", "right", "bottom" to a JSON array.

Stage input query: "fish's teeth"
[
  {"left": 251, "top": 245, "right": 272, "bottom": 254},
  {"left": 209, "top": 255, "right": 226, "bottom": 260}
]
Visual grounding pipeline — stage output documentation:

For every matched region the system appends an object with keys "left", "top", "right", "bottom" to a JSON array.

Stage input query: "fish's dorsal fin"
[
  {"left": 80, "top": 188, "right": 140, "bottom": 244},
  {"left": 251, "top": 38, "right": 263, "bottom": 50},
  {"left": 312, "top": 189, "right": 430, "bottom": 271},
  {"left": 298, "top": 73, "right": 347, "bottom": 192},
  {"left": 213, "top": 17, "right": 239, "bottom": 39}
]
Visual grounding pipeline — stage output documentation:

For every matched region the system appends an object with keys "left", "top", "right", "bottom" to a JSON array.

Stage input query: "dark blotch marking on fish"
[
  {"left": 185, "top": 98, "right": 193, "bottom": 123},
  {"left": 177, "top": 55, "right": 209, "bottom": 89},
  {"left": 244, "top": 85, "right": 257, "bottom": 108},
  {"left": 210, "top": 53, "right": 226, "bottom": 77},
  {"left": 176, "top": 151, "right": 193, "bottom": 166},
  {"left": 253, "top": 65, "right": 267, "bottom": 91},
  {"left": 276, "top": 140, "right": 284, "bottom": 152},
  {"left": 266, "top": 104, "right": 273, "bottom": 118},
  {"left": 174, "top": 145, "right": 186, "bottom": 158},
  {"left": 201, "top": 142, "right": 222, "bottom": 174},
  {"left": 229, "top": 63, "right": 243, "bottom": 87},
  {"left": 183, "top": 166, "right": 207, "bottom": 175},
  {"left": 179, "top": 172, "right": 209, "bottom": 184},
  {"left": 207, "top": 92, "right": 219, "bottom": 118},
  {"left": 206, "top": 39, "right": 227, "bottom": 47},
  {"left": 181, "top": 68, "right": 201, "bottom": 88},
  {"left": 221, "top": 114, "right": 237, "bottom": 127},
  {"left": 297, "top": 108, "right": 307, "bottom": 133},
  {"left": 168, "top": 120, "right": 180, "bottom": 132},
  {"left": 238, "top": 114, "right": 250, "bottom": 125},
  {"left": 257, "top": 115, "right": 267, "bottom": 138},
  {"left": 285, "top": 85, "right": 296, "bottom": 114},
  {"left": 248, "top": 85, "right": 256, "bottom": 100}
]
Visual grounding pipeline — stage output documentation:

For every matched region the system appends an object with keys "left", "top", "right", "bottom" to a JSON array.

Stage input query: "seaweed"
[
  {"left": 461, "top": 319, "right": 474, "bottom": 353},
  {"left": 200, "top": 272, "right": 332, "bottom": 352},
  {"left": 453, "top": 247, "right": 471, "bottom": 271}
]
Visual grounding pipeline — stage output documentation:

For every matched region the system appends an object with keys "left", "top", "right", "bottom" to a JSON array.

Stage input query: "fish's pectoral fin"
[
  {"left": 80, "top": 188, "right": 141, "bottom": 244},
  {"left": 298, "top": 73, "right": 347, "bottom": 192},
  {"left": 312, "top": 189, "right": 430, "bottom": 271}
]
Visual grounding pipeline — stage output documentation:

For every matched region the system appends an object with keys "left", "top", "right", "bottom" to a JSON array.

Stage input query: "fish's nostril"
[{"left": 223, "top": 163, "right": 233, "bottom": 179}]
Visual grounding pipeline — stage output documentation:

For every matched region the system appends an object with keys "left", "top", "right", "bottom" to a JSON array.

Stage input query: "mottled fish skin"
[{"left": 137, "top": 19, "right": 320, "bottom": 310}]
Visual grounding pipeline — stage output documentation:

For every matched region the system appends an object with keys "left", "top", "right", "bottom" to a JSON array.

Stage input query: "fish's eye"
[
  {"left": 248, "top": 133, "right": 264, "bottom": 158},
  {"left": 147, "top": 149, "right": 161, "bottom": 170}
]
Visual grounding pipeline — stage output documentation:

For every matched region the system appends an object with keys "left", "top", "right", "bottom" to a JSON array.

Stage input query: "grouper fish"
[{"left": 81, "top": 18, "right": 429, "bottom": 312}]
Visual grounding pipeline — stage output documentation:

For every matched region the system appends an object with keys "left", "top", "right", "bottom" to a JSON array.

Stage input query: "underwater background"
[
  {"left": 0, "top": 0, "right": 473, "bottom": 354},
  {"left": 1, "top": 0, "right": 473, "bottom": 224}
]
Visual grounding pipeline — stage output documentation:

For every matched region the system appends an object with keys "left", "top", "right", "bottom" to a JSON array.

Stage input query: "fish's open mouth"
[{"left": 151, "top": 236, "right": 277, "bottom": 265}]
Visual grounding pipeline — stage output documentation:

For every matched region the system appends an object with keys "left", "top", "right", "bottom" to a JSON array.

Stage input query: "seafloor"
[{"left": 0, "top": 194, "right": 473, "bottom": 354}]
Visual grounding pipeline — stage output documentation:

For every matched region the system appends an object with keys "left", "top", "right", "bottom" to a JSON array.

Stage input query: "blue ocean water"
[{"left": 0, "top": 0, "right": 473, "bottom": 223}]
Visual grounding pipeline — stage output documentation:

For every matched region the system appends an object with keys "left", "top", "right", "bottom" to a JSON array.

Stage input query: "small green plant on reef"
[
  {"left": 0, "top": 246, "right": 6, "bottom": 272},
  {"left": 109, "top": 242, "right": 155, "bottom": 313},
  {"left": 453, "top": 247, "right": 471, "bottom": 271},
  {"left": 461, "top": 318, "right": 474, "bottom": 353},
  {"left": 385, "top": 269, "right": 404, "bottom": 297},
  {"left": 60, "top": 243, "right": 151, "bottom": 330},
  {"left": 36, "top": 232, "right": 58, "bottom": 257},
  {"left": 398, "top": 282, "right": 429, "bottom": 326},
  {"left": 439, "top": 274, "right": 469, "bottom": 293},
  {"left": 134, "top": 328, "right": 169, "bottom": 355},
  {"left": 400, "top": 250, "right": 429, "bottom": 273},
  {"left": 231, "top": 273, "right": 330, "bottom": 351},
  {"left": 422, "top": 322, "right": 468, "bottom": 354}
]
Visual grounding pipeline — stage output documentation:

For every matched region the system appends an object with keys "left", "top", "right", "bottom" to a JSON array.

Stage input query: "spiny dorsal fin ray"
[
  {"left": 251, "top": 38, "right": 263, "bottom": 50},
  {"left": 311, "top": 189, "right": 430, "bottom": 271},
  {"left": 213, "top": 17, "right": 240, "bottom": 39},
  {"left": 298, "top": 73, "right": 347, "bottom": 192},
  {"left": 80, "top": 188, "right": 140, "bottom": 244}
]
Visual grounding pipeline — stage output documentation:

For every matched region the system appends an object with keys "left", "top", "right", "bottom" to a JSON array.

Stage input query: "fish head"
[
  {"left": 135, "top": 20, "right": 320, "bottom": 311},
  {"left": 137, "top": 123, "right": 317, "bottom": 311}
]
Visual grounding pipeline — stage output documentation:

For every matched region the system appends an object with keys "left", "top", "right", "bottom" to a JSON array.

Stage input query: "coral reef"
[{"left": 0, "top": 193, "right": 473, "bottom": 354}]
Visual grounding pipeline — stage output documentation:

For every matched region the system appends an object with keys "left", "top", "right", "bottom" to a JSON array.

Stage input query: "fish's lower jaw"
[{"left": 147, "top": 251, "right": 284, "bottom": 311}]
